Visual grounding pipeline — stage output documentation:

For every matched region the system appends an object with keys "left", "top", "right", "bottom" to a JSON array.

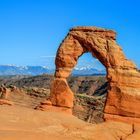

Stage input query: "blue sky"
[{"left": 0, "top": 0, "right": 140, "bottom": 69}]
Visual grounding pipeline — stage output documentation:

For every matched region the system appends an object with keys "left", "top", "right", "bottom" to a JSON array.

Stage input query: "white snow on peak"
[
  {"left": 74, "top": 66, "right": 95, "bottom": 71},
  {"left": 18, "top": 66, "right": 28, "bottom": 70},
  {"left": 42, "top": 66, "right": 49, "bottom": 69},
  {"left": 0, "top": 64, "right": 17, "bottom": 67}
]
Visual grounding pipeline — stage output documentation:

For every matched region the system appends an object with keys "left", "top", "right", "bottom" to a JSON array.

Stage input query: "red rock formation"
[
  {"left": 0, "top": 84, "right": 9, "bottom": 99},
  {"left": 50, "top": 78, "right": 74, "bottom": 108},
  {"left": 0, "top": 84, "right": 13, "bottom": 106},
  {"left": 42, "top": 26, "right": 140, "bottom": 123}
]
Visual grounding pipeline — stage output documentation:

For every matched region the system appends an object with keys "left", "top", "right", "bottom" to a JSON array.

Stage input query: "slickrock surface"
[
  {"left": 0, "top": 105, "right": 140, "bottom": 140},
  {"left": 0, "top": 99, "right": 13, "bottom": 105},
  {"left": 47, "top": 26, "right": 140, "bottom": 123}
]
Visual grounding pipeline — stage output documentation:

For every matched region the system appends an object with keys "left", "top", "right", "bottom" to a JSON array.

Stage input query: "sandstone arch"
[{"left": 50, "top": 26, "right": 140, "bottom": 123}]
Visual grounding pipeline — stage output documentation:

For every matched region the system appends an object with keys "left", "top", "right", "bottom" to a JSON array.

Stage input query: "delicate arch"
[{"left": 50, "top": 26, "right": 140, "bottom": 123}]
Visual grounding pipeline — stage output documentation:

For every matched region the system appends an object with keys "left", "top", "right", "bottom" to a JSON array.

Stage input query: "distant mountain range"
[
  {"left": 0, "top": 65, "right": 106, "bottom": 76},
  {"left": 71, "top": 67, "right": 106, "bottom": 76}
]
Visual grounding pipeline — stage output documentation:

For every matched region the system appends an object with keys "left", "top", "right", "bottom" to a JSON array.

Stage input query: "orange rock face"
[
  {"left": 48, "top": 26, "right": 140, "bottom": 122},
  {"left": 50, "top": 78, "right": 74, "bottom": 108}
]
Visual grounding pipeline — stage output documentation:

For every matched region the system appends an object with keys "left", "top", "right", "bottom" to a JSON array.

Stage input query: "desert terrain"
[{"left": 0, "top": 74, "right": 140, "bottom": 140}]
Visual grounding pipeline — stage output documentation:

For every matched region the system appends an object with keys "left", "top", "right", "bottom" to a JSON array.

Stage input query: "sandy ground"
[{"left": 0, "top": 105, "right": 140, "bottom": 140}]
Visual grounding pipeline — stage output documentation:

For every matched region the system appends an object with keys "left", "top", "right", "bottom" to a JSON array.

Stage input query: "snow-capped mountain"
[
  {"left": 0, "top": 65, "right": 106, "bottom": 76},
  {"left": 0, "top": 65, "right": 54, "bottom": 75},
  {"left": 72, "top": 67, "right": 106, "bottom": 76}
]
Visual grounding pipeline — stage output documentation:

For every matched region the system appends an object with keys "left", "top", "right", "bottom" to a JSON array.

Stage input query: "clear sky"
[{"left": 0, "top": 0, "right": 140, "bottom": 69}]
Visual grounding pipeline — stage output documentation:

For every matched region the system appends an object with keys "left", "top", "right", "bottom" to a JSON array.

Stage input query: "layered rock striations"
[{"left": 43, "top": 26, "right": 140, "bottom": 123}]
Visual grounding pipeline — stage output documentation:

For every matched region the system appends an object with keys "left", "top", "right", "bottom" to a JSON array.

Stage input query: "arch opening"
[
  {"left": 68, "top": 52, "right": 107, "bottom": 96},
  {"left": 71, "top": 52, "right": 106, "bottom": 76}
]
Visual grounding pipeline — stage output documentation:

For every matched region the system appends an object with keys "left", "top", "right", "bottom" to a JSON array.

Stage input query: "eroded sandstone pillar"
[{"left": 50, "top": 78, "right": 74, "bottom": 108}]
